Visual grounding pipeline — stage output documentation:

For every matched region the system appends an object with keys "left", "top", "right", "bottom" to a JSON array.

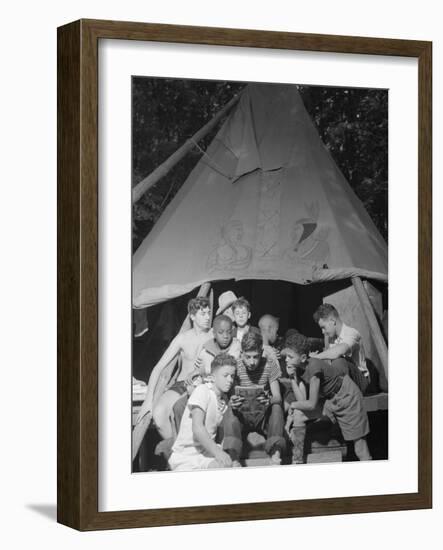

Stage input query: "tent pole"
[
  {"left": 351, "top": 276, "right": 389, "bottom": 382},
  {"left": 132, "top": 94, "right": 241, "bottom": 204},
  {"left": 132, "top": 282, "right": 212, "bottom": 461}
]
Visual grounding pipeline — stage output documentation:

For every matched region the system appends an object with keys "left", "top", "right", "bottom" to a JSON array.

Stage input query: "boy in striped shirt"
[{"left": 222, "top": 331, "right": 286, "bottom": 465}]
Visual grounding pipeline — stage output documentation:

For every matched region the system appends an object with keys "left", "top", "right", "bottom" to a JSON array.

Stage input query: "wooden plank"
[
  {"left": 363, "top": 392, "right": 388, "bottom": 412},
  {"left": 307, "top": 451, "right": 343, "bottom": 464},
  {"left": 244, "top": 457, "right": 273, "bottom": 467},
  {"left": 311, "top": 441, "right": 347, "bottom": 457}
]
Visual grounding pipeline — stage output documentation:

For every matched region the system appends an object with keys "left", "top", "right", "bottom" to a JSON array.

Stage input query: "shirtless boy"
[{"left": 142, "top": 297, "right": 212, "bottom": 440}]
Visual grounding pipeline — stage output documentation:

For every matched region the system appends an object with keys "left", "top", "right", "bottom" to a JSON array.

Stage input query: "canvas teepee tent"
[
  {"left": 132, "top": 83, "right": 388, "bottom": 458},
  {"left": 133, "top": 84, "right": 387, "bottom": 309}
]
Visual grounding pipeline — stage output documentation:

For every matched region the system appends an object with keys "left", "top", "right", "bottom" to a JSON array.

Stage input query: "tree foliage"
[{"left": 132, "top": 78, "right": 387, "bottom": 249}]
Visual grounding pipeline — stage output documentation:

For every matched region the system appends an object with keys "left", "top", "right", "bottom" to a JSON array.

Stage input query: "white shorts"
[{"left": 168, "top": 445, "right": 221, "bottom": 472}]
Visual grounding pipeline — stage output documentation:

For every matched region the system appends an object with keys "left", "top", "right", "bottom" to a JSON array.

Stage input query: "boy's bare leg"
[
  {"left": 354, "top": 437, "right": 372, "bottom": 460},
  {"left": 289, "top": 410, "right": 308, "bottom": 464},
  {"left": 153, "top": 390, "right": 181, "bottom": 440}
]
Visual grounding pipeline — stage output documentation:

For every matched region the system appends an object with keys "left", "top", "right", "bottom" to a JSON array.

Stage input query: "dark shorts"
[{"left": 323, "top": 374, "right": 370, "bottom": 441}]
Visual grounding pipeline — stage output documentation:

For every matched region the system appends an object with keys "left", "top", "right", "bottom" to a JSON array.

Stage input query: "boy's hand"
[
  {"left": 229, "top": 394, "right": 244, "bottom": 410},
  {"left": 286, "top": 364, "right": 296, "bottom": 378},
  {"left": 289, "top": 401, "right": 299, "bottom": 412},
  {"left": 257, "top": 392, "right": 270, "bottom": 407},
  {"left": 215, "top": 449, "right": 233, "bottom": 468},
  {"left": 309, "top": 351, "right": 319, "bottom": 358}
]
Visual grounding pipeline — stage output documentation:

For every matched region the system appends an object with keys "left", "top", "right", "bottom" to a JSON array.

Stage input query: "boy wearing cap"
[{"left": 216, "top": 290, "right": 238, "bottom": 322}]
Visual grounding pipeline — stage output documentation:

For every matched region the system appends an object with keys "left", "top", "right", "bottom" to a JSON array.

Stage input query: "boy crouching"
[
  {"left": 169, "top": 354, "right": 237, "bottom": 471},
  {"left": 283, "top": 332, "right": 372, "bottom": 463}
]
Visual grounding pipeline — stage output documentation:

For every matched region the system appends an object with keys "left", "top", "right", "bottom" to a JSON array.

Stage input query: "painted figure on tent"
[
  {"left": 284, "top": 202, "right": 331, "bottom": 268},
  {"left": 207, "top": 220, "right": 253, "bottom": 272},
  {"left": 256, "top": 171, "right": 282, "bottom": 259}
]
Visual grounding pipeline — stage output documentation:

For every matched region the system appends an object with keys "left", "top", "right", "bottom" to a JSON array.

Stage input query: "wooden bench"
[{"left": 364, "top": 392, "right": 388, "bottom": 412}]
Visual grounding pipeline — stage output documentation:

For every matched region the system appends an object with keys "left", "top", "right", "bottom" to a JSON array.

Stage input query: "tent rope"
[
  {"left": 190, "top": 137, "right": 235, "bottom": 181},
  {"left": 160, "top": 178, "right": 178, "bottom": 209}
]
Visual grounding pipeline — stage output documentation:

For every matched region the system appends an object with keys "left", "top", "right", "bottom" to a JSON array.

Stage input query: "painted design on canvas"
[
  {"left": 207, "top": 220, "right": 253, "bottom": 272},
  {"left": 284, "top": 201, "right": 330, "bottom": 268}
]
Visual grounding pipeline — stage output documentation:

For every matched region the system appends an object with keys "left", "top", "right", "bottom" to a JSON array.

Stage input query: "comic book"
[{"left": 234, "top": 385, "right": 267, "bottom": 419}]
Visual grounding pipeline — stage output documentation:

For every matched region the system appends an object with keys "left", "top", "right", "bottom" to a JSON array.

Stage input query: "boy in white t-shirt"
[
  {"left": 311, "top": 303, "right": 370, "bottom": 394},
  {"left": 169, "top": 354, "right": 237, "bottom": 471}
]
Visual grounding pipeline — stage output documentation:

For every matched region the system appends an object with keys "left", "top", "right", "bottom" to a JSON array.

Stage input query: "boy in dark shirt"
[
  {"left": 283, "top": 332, "right": 371, "bottom": 462},
  {"left": 222, "top": 331, "right": 286, "bottom": 465}
]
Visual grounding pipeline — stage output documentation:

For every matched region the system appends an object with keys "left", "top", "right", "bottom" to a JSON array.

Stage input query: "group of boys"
[{"left": 143, "top": 292, "right": 372, "bottom": 472}]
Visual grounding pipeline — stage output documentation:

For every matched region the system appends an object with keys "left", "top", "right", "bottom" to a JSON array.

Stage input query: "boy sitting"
[
  {"left": 139, "top": 296, "right": 212, "bottom": 440},
  {"left": 283, "top": 332, "right": 372, "bottom": 462},
  {"left": 169, "top": 354, "right": 237, "bottom": 471},
  {"left": 223, "top": 331, "right": 286, "bottom": 465},
  {"left": 311, "top": 304, "right": 370, "bottom": 394},
  {"left": 196, "top": 314, "right": 241, "bottom": 376}
]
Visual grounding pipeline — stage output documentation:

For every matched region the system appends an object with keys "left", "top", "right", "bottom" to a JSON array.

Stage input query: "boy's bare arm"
[
  {"left": 194, "top": 348, "right": 205, "bottom": 372},
  {"left": 290, "top": 377, "right": 320, "bottom": 411},
  {"left": 310, "top": 343, "right": 349, "bottom": 360},
  {"left": 291, "top": 378, "right": 307, "bottom": 401},
  {"left": 191, "top": 408, "right": 232, "bottom": 467},
  {"left": 286, "top": 364, "right": 307, "bottom": 401},
  {"left": 268, "top": 379, "right": 283, "bottom": 404},
  {"left": 144, "top": 333, "right": 184, "bottom": 409}
]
